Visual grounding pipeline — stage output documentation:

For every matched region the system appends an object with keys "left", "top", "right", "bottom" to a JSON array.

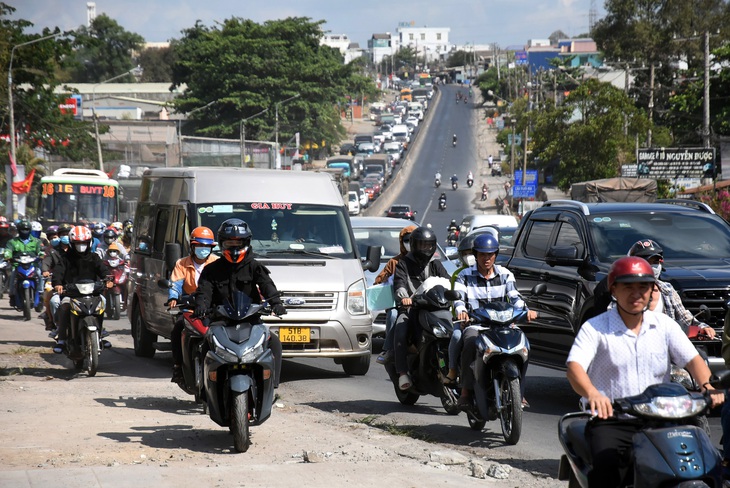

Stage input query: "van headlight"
[{"left": 347, "top": 279, "right": 366, "bottom": 315}]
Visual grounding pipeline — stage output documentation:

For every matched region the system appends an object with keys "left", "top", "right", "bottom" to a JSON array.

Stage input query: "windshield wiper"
[{"left": 259, "top": 249, "right": 340, "bottom": 259}]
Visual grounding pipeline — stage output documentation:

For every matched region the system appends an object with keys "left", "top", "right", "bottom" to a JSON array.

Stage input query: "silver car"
[{"left": 351, "top": 217, "right": 456, "bottom": 336}]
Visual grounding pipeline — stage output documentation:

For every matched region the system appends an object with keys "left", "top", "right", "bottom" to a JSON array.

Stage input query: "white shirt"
[{"left": 567, "top": 308, "right": 698, "bottom": 402}]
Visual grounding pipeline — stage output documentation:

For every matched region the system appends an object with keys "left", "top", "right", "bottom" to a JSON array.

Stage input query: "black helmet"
[
  {"left": 16, "top": 219, "right": 31, "bottom": 238},
  {"left": 628, "top": 239, "right": 663, "bottom": 261},
  {"left": 103, "top": 228, "right": 118, "bottom": 245},
  {"left": 409, "top": 226, "right": 437, "bottom": 265},
  {"left": 57, "top": 223, "right": 73, "bottom": 236},
  {"left": 217, "top": 218, "right": 252, "bottom": 264}
]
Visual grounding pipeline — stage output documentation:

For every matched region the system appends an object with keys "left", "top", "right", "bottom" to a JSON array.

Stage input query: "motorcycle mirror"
[
  {"left": 696, "top": 304, "right": 711, "bottom": 321},
  {"left": 708, "top": 370, "right": 730, "bottom": 389},
  {"left": 157, "top": 278, "right": 171, "bottom": 289},
  {"left": 532, "top": 283, "right": 547, "bottom": 296},
  {"left": 444, "top": 289, "right": 461, "bottom": 301}
]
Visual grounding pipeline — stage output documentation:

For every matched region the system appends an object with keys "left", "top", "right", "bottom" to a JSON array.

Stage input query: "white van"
[{"left": 129, "top": 167, "right": 380, "bottom": 375}]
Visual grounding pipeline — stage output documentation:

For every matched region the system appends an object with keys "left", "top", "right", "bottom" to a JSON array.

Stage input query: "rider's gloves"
[{"left": 272, "top": 303, "right": 287, "bottom": 316}]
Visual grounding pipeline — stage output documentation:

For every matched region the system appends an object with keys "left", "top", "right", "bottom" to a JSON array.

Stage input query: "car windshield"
[
  {"left": 353, "top": 226, "right": 447, "bottom": 262},
  {"left": 390, "top": 206, "right": 409, "bottom": 213},
  {"left": 588, "top": 211, "right": 730, "bottom": 263},
  {"left": 195, "top": 203, "right": 355, "bottom": 258}
]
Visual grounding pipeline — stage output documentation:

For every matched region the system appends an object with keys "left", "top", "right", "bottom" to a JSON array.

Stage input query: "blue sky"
[{"left": 13, "top": 0, "right": 604, "bottom": 47}]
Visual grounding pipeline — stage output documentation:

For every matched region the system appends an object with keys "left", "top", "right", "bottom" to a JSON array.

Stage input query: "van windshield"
[{"left": 194, "top": 203, "right": 355, "bottom": 258}]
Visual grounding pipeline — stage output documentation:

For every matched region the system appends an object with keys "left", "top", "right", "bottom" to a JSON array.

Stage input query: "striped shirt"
[{"left": 453, "top": 264, "right": 526, "bottom": 314}]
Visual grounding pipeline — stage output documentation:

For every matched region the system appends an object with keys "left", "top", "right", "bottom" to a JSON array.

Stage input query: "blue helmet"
[{"left": 472, "top": 234, "right": 499, "bottom": 254}]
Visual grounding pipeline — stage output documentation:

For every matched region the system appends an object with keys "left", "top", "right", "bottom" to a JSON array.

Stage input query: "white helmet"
[{"left": 30, "top": 221, "right": 42, "bottom": 238}]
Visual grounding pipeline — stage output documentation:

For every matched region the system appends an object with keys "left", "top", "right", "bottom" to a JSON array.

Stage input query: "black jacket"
[
  {"left": 42, "top": 247, "right": 66, "bottom": 274},
  {"left": 393, "top": 253, "right": 449, "bottom": 309},
  {"left": 52, "top": 248, "right": 109, "bottom": 287},
  {"left": 195, "top": 253, "right": 282, "bottom": 311}
]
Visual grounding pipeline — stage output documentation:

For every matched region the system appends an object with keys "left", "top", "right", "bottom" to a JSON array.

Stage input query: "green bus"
[{"left": 38, "top": 168, "right": 123, "bottom": 226}]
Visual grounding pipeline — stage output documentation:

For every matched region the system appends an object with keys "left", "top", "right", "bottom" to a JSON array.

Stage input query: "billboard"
[{"left": 626, "top": 147, "right": 717, "bottom": 179}]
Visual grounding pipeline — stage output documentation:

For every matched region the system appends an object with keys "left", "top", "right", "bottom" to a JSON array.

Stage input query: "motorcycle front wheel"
[
  {"left": 112, "top": 293, "right": 121, "bottom": 321},
  {"left": 85, "top": 328, "right": 99, "bottom": 377},
  {"left": 23, "top": 287, "right": 32, "bottom": 321},
  {"left": 231, "top": 392, "right": 250, "bottom": 453},
  {"left": 498, "top": 375, "right": 522, "bottom": 445}
]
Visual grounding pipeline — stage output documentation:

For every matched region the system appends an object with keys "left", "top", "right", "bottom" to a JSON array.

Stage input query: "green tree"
[
  {"left": 67, "top": 14, "right": 144, "bottom": 83},
  {"left": 447, "top": 50, "right": 470, "bottom": 68},
  {"left": 171, "top": 17, "right": 372, "bottom": 152},
  {"left": 530, "top": 78, "right": 650, "bottom": 191},
  {"left": 0, "top": 3, "right": 99, "bottom": 170},
  {"left": 138, "top": 44, "right": 176, "bottom": 82}
]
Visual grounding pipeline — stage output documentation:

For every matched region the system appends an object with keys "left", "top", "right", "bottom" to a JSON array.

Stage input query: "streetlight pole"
[
  {"left": 510, "top": 119, "right": 517, "bottom": 185},
  {"left": 240, "top": 108, "right": 268, "bottom": 168},
  {"left": 176, "top": 99, "right": 219, "bottom": 166},
  {"left": 7, "top": 32, "right": 65, "bottom": 218},
  {"left": 275, "top": 93, "right": 300, "bottom": 169},
  {"left": 91, "top": 66, "right": 143, "bottom": 172}
]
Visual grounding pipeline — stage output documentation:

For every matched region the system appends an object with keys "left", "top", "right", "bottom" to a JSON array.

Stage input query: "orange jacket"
[{"left": 169, "top": 254, "right": 219, "bottom": 299}]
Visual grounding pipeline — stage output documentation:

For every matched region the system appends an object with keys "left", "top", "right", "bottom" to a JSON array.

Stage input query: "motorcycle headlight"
[
  {"left": 18, "top": 255, "right": 35, "bottom": 264},
  {"left": 76, "top": 283, "right": 95, "bottom": 295},
  {"left": 211, "top": 335, "right": 239, "bottom": 364},
  {"left": 431, "top": 323, "right": 450, "bottom": 338},
  {"left": 632, "top": 394, "right": 706, "bottom": 419},
  {"left": 486, "top": 308, "right": 514, "bottom": 322},
  {"left": 347, "top": 279, "right": 366, "bottom": 315},
  {"left": 240, "top": 334, "right": 265, "bottom": 363}
]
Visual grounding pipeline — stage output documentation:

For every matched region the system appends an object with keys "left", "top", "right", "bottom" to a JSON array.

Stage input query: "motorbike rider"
[
  {"left": 450, "top": 174, "right": 458, "bottom": 187},
  {"left": 481, "top": 182, "right": 489, "bottom": 201},
  {"left": 592, "top": 239, "right": 716, "bottom": 338},
  {"left": 96, "top": 228, "right": 125, "bottom": 261},
  {"left": 466, "top": 171, "right": 473, "bottom": 184},
  {"left": 194, "top": 218, "right": 287, "bottom": 387},
  {"left": 40, "top": 225, "right": 62, "bottom": 330},
  {"left": 167, "top": 226, "right": 219, "bottom": 383},
  {"left": 4, "top": 219, "right": 44, "bottom": 305},
  {"left": 452, "top": 134, "right": 457, "bottom": 145},
  {"left": 30, "top": 221, "right": 42, "bottom": 240},
  {"left": 567, "top": 256, "right": 723, "bottom": 488},
  {"left": 51, "top": 225, "right": 113, "bottom": 354},
  {"left": 453, "top": 234, "right": 537, "bottom": 409},
  {"left": 90, "top": 222, "right": 106, "bottom": 252},
  {"left": 434, "top": 172, "right": 441, "bottom": 185},
  {"left": 446, "top": 219, "right": 459, "bottom": 243},
  {"left": 0, "top": 217, "right": 12, "bottom": 249},
  {"left": 374, "top": 225, "right": 417, "bottom": 365},
  {"left": 438, "top": 192, "right": 447, "bottom": 206},
  {"left": 392, "top": 226, "right": 451, "bottom": 390}
]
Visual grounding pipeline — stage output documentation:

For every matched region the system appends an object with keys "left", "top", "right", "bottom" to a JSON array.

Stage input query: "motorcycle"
[
  {"left": 451, "top": 180, "right": 458, "bottom": 190},
  {"left": 383, "top": 278, "right": 464, "bottom": 415},
  {"left": 59, "top": 279, "right": 109, "bottom": 377},
  {"left": 10, "top": 252, "right": 43, "bottom": 320},
  {"left": 558, "top": 370, "right": 730, "bottom": 487},
  {"left": 452, "top": 139, "right": 457, "bottom": 147},
  {"left": 460, "top": 283, "right": 546, "bottom": 445},
  {"left": 201, "top": 290, "right": 277, "bottom": 453},
  {"left": 0, "top": 249, "right": 9, "bottom": 299},
  {"left": 434, "top": 177, "right": 441, "bottom": 188},
  {"left": 446, "top": 230, "right": 459, "bottom": 247},
  {"left": 481, "top": 188, "right": 489, "bottom": 201},
  {"left": 438, "top": 199, "right": 446, "bottom": 211},
  {"left": 467, "top": 177, "right": 474, "bottom": 188},
  {"left": 104, "top": 255, "right": 128, "bottom": 320}
]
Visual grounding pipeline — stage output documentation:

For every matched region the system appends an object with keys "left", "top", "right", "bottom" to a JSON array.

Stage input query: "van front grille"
[{"left": 280, "top": 292, "right": 337, "bottom": 311}]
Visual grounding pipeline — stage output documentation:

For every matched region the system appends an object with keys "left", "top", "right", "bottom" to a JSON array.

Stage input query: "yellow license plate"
[{"left": 280, "top": 327, "right": 310, "bottom": 343}]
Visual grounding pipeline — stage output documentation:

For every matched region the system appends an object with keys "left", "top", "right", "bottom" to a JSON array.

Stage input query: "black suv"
[{"left": 506, "top": 200, "right": 730, "bottom": 371}]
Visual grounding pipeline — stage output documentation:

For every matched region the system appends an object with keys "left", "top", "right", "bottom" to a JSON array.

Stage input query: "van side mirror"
[
  {"left": 362, "top": 245, "right": 381, "bottom": 273},
  {"left": 164, "top": 243, "right": 181, "bottom": 275},
  {"left": 119, "top": 200, "right": 129, "bottom": 213}
]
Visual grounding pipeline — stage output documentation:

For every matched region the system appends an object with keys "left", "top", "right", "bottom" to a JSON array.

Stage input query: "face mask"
[
  {"left": 60, "top": 236, "right": 70, "bottom": 245},
  {"left": 194, "top": 247, "right": 212, "bottom": 260},
  {"left": 74, "top": 243, "right": 88, "bottom": 253},
  {"left": 403, "top": 241, "right": 410, "bottom": 252},
  {"left": 464, "top": 254, "right": 476, "bottom": 267},
  {"left": 108, "top": 251, "right": 119, "bottom": 258},
  {"left": 652, "top": 264, "right": 662, "bottom": 279},
  {"left": 51, "top": 237, "right": 60, "bottom": 247}
]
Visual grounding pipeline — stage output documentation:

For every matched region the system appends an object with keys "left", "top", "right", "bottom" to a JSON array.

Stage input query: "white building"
[
  {"left": 395, "top": 24, "right": 450, "bottom": 63},
  {"left": 321, "top": 34, "right": 365, "bottom": 64},
  {"left": 368, "top": 33, "right": 394, "bottom": 65}
]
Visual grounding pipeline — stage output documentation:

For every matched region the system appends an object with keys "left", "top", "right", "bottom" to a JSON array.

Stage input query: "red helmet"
[
  {"left": 608, "top": 256, "right": 655, "bottom": 289},
  {"left": 68, "top": 225, "right": 93, "bottom": 254},
  {"left": 190, "top": 226, "right": 215, "bottom": 247}
]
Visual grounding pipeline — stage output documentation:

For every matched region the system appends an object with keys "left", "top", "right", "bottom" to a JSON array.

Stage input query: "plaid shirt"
[
  {"left": 453, "top": 264, "right": 526, "bottom": 314},
  {"left": 656, "top": 280, "right": 708, "bottom": 334}
]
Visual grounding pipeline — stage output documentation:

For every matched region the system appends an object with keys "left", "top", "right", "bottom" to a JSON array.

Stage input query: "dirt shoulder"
[{"left": 0, "top": 309, "right": 559, "bottom": 487}]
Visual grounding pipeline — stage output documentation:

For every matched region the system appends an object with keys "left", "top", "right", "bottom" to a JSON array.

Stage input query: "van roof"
[{"left": 141, "top": 167, "right": 344, "bottom": 205}]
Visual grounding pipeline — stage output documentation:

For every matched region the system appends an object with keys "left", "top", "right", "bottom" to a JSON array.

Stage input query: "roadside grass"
[{"left": 354, "top": 415, "right": 434, "bottom": 443}]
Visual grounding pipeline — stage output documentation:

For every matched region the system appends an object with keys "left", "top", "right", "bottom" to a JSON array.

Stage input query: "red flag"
[
  {"left": 11, "top": 169, "right": 35, "bottom": 194},
  {"left": 7, "top": 150, "right": 17, "bottom": 177}
]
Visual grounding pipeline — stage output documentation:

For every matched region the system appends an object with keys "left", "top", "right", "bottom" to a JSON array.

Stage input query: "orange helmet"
[{"left": 190, "top": 226, "right": 215, "bottom": 247}]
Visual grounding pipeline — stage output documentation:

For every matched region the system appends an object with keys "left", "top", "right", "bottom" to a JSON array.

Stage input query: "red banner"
[{"left": 11, "top": 169, "right": 35, "bottom": 194}]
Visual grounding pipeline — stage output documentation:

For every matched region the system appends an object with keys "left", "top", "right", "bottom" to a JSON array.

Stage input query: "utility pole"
[
  {"left": 647, "top": 62, "right": 655, "bottom": 147},
  {"left": 703, "top": 30, "right": 711, "bottom": 148},
  {"left": 275, "top": 94, "right": 300, "bottom": 169},
  {"left": 510, "top": 119, "right": 517, "bottom": 185}
]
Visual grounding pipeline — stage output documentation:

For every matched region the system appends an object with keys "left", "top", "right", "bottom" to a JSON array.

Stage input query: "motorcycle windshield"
[{"left": 215, "top": 290, "right": 260, "bottom": 322}]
